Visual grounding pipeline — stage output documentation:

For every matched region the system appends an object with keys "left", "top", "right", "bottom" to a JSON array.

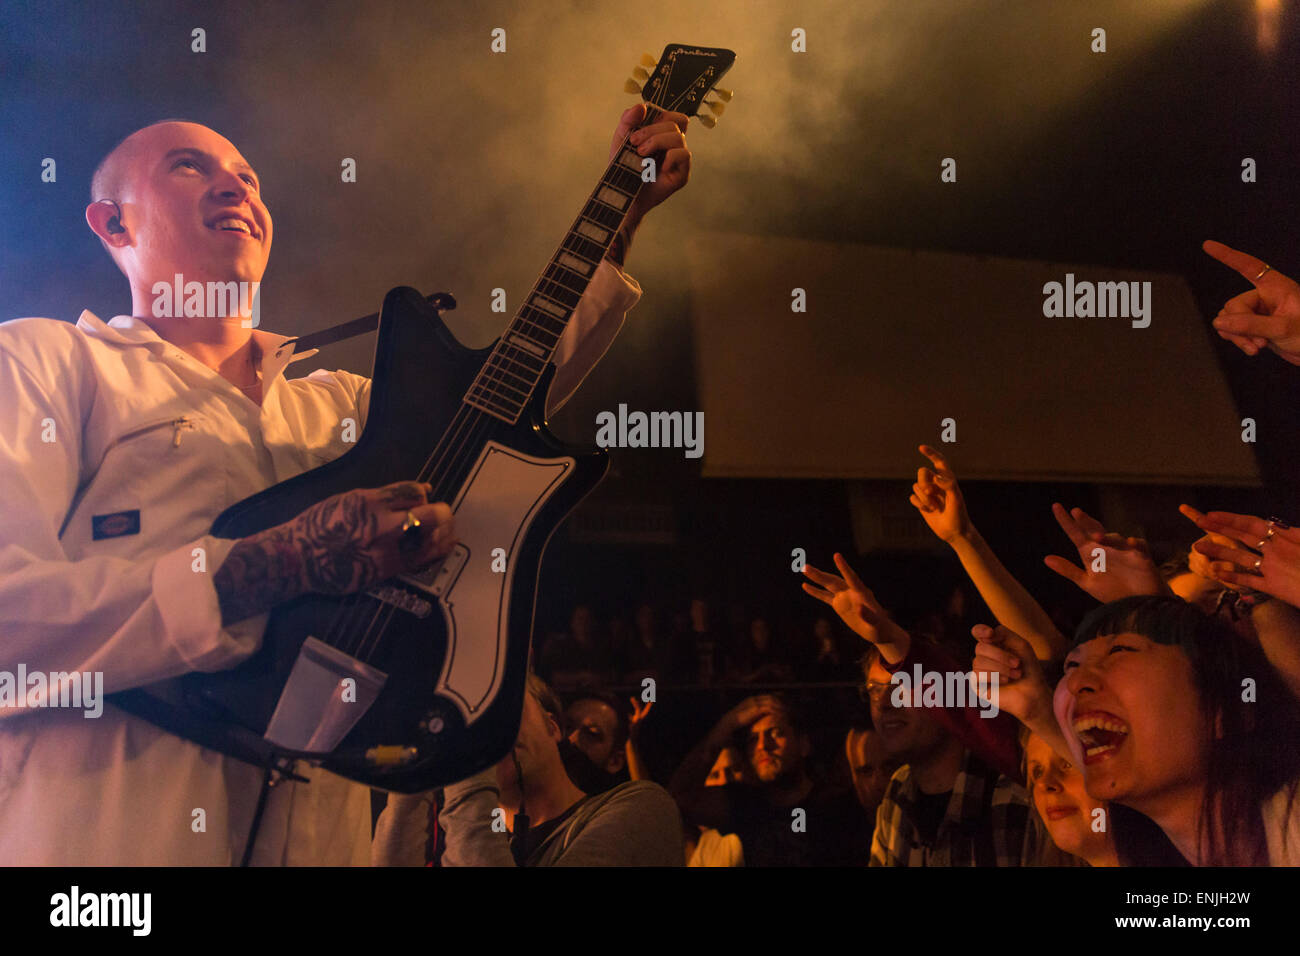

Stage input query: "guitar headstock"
[{"left": 624, "top": 44, "right": 736, "bottom": 128}]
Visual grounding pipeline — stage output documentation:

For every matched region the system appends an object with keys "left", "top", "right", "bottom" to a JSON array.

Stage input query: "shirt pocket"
[{"left": 63, "top": 414, "right": 234, "bottom": 556}]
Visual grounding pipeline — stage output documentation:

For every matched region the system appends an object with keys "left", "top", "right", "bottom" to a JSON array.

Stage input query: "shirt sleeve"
[
  {"left": 438, "top": 768, "right": 518, "bottom": 867},
  {"left": 545, "top": 259, "right": 641, "bottom": 417},
  {"left": 882, "top": 639, "right": 1023, "bottom": 780},
  {"left": 371, "top": 790, "right": 436, "bottom": 866},
  {"left": 0, "top": 346, "right": 265, "bottom": 714},
  {"left": 551, "top": 783, "right": 684, "bottom": 867}
]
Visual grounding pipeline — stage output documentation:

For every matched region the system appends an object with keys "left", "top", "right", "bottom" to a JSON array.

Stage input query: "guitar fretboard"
[{"left": 464, "top": 104, "right": 665, "bottom": 423}]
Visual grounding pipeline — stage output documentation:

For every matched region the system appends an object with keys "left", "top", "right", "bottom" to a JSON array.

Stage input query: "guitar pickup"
[{"left": 400, "top": 542, "right": 469, "bottom": 598}]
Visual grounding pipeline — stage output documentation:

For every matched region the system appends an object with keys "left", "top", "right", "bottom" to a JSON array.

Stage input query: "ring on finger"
[{"left": 402, "top": 511, "right": 421, "bottom": 533}]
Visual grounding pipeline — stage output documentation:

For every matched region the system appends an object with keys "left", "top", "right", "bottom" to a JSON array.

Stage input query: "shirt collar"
[{"left": 75, "top": 310, "right": 321, "bottom": 372}]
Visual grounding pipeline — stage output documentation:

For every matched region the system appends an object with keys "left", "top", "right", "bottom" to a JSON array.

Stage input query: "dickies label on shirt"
[{"left": 92, "top": 509, "right": 141, "bottom": 540}]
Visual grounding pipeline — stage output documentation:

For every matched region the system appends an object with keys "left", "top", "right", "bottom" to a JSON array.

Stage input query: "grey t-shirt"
[{"left": 373, "top": 771, "right": 684, "bottom": 867}]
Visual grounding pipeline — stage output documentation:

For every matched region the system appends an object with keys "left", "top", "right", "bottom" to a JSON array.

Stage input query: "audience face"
[
  {"left": 1054, "top": 631, "right": 1209, "bottom": 807},
  {"left": 565, "top": 698, "right": 625, "bottom": 774},
  {"left": 496, "top": 690, "right": 563, "bottom": 803},
  {"left": 1024, "top": 733, "right": 1109, "bottom": 862},
  {"left": 867, "top": 657, "right": 950, "bottom": 763},
  {"left": 845, "top": 727, "right": 895, "bottom": 814},
  {"left": 746, "top": 709, "right": 808, "bottom": 785},
  {"left": 706, "top": 746, "right": 745, "bottom": 787}
]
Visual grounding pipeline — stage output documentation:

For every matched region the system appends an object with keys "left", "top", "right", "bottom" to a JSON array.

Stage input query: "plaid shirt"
[{"left": 869, "top": 750, "right": 1032, "bottom": 867}]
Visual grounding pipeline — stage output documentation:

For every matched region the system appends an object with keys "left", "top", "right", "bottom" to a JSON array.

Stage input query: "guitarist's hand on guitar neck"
[
  {"left": 603, "top": 103, "right": 692, "bottom": 266},
  {"left": 213, "top": 481, "right": 457, "bottom": 627}
]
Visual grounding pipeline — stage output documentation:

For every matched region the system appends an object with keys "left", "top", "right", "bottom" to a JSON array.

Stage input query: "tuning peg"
[
  {"left": 633, "top": 66, "right": 650, "bottom": 82},
  {"left": 712, "top": 87, "right": 734, "bottom": 102},
  {"left": 698, "top": 113, "right": 717, "bottom": 129},
  {"left": 704, "top": 98, "right": 727, "bottom": 117},
  {"left": 640, "top": 52, "right": 657, "bottom": 68},
  {"left": 624, "top": 78, "right": 643, "bottom": 95}
]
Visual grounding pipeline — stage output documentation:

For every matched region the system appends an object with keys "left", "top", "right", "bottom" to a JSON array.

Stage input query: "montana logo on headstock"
[{"left": 624, "top": 44, "right": 736, "bottom": 126}]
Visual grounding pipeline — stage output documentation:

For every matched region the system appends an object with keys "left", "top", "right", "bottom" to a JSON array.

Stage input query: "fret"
[
  {"left": 529, "top": 292, "right": 569, "bottom": 318},
  {"left": 562, "top": 233, "right": 607, "bottom": 264},
  {"left": 556, "top": 251, "right": 597, "bottom": 276},
  {"left": 473, "top": 370, "right": 529, "bottom": 406},
  {"left": 575, "top": 219, "right": 612, "bottom": 244},
  {"left": 504, "top": 330, "right": 548, "bottom": 357},
  {"left": 465, "top": 390, "right": 521, "bottom": 422},
  {"left": 516, "top": 308, "right": 565, "bottom": 341},
  {"left": 481, "top": 356, "right": 536, "bottom": 391},
  {"left": 547, "top": 258, "right": 593, "bottom": 288},
  {"left": 615, "top": 148, "right": 643, "bottom": 173},
  {"left": 494, "top": 347, "right": 547, "bottom": 377},
  {"left": 605, "top": 166, "right": 643, "bottom": 194},
  {"left": 581, "top": 200, "right": 624, "bottom": 230},
  {"left": 535, "top": 278, "right": 581, "bottom": 310},
  {"left": 594, "top": 184, "right": 632, "bottom": 212}
]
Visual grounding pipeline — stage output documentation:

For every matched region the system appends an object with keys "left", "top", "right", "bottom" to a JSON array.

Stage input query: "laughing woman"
[{"left": 1055, "top": 595, "right": 1300, "bottom": 866}]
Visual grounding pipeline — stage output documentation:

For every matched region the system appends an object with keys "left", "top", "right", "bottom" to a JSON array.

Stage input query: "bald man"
[{"left": 0, "top": 111, "right": 691, "bottom": 865}]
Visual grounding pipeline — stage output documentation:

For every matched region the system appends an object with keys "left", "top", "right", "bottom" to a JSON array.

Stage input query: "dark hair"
[{"left": 1071, "top": 595, "right": 1300, "bottom": 865}]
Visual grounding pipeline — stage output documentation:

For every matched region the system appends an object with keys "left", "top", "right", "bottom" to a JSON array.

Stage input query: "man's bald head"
[
  {"left": 90, "top": 118, "right": 202, "bottom": 202},
  {"left": 85, "top": 120, "right": 272, "bottom": 313}
]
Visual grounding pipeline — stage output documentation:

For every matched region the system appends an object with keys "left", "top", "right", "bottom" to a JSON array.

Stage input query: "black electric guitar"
[{"left": 109, "top": 44, "right": 735, "bottom": 793}]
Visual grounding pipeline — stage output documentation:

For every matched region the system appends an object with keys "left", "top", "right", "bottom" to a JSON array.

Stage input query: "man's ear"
[
  {"left": 86, "top": 200, "right": 127, "bottom": 246},
  {"left": 544, "top": 711, "right": 564, "bottom": 743}
]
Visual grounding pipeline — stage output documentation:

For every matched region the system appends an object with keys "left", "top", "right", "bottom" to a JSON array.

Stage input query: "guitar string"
[{"left": 337, "top": 87, "right": 682, "bottom": 666}]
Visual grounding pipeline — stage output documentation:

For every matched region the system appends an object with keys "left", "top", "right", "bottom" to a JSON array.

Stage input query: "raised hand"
[
  {"left": 1181, "top": 505, "right": 1300, "bottom": 609},
  {"left": 628, "top": 696, "right": 655, "bottom": 734},
  {"left": 801, "top": 553, "right": 911, "bottom": 661},
  {"left": 910, "top": 444, "right": 974, "bottom": 543},
  {"left": 970, "top": 624, "right": 1051, "bottom": 725},
  {"left": 1203, "top": 240, "right": 1300, "bottom": 364},
  {"left": 1177, "top": 505, "right": 1249, "bottom": 594},
  {"left": 1044, "top": 503, "right": 1166, "bottom": 603}
]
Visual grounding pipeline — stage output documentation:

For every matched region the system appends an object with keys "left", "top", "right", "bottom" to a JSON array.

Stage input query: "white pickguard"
[{"left": 400, "top": 440, "right": 574, "bottom": 724}]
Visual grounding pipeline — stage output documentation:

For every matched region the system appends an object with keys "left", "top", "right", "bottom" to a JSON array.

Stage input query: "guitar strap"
[{"left": 281, "top": 292, "right": 456, "bottom": 353}]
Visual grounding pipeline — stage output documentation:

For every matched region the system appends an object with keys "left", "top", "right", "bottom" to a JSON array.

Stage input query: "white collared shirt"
[{"left": 0, "top": 260, "right": 640, "bottom": 864}]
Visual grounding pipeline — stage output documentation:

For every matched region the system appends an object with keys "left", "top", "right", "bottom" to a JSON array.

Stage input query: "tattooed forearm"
[
  {"left": 213, "top": 492, "right": 384, "bottom": 626},
  {"left": 214, "top": 522, "right": 310, "bottom": 627},
  {"left": 294, "top": 493, "right": 382, "bottom": 595}
]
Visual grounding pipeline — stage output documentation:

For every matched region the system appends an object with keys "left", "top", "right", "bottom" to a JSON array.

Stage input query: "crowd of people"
[{"left": 376, "top": 240, "right": 1300, "bottom": 866}]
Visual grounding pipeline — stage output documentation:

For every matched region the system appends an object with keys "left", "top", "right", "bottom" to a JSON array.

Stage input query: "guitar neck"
[{"left": 463, "top": 104, "right": 665, "bottom": 424}]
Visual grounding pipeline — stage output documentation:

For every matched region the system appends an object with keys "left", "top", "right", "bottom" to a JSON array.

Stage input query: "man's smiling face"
[{"left": 100, "top": 122, "right": 272, "bottom": 293}]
